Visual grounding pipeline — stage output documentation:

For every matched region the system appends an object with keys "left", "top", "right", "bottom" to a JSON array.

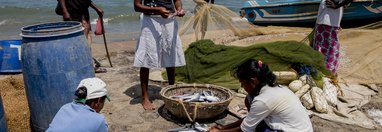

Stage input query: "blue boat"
[{"left": 240, "top": 0, "right": 382, "bottom": 27}]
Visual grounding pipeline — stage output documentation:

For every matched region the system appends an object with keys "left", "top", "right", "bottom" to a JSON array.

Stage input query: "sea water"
[{"left": 0, "top": 0, "right": 249, "bottom": 43}]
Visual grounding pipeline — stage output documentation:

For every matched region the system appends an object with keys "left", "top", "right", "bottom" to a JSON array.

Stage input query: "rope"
[
  {"left": 193, "top": 103, "right": 199, "bottom": 121},
  {"left": 178, "top": 100, "right": 199, "bottom": 123},
  {"left": 329, "top": 75, "right": 344, "bottom": 97}
]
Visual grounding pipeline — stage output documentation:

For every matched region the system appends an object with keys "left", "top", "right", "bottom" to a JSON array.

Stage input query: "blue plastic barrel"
[
  {"left": 0, "top": 95, "right": 8, "bottom": 132},
  {"left": 0, "top": 40, "right": 22, "bottom": 73},
  {"left": 21, "top": 21, "right": 95, "bottom": 132}
]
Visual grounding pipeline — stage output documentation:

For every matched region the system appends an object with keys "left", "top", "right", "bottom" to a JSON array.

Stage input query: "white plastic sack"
[
  {"left": 311, "top": 87, "right": 329, "bottom": 113},
  {"left": 295, "top": 84, "right": 310, "bottom": 98},
  {"left": 301, "top": 90, "right": 314, "bottom": 109},
  {"left": 323, "top": 77, "right": 338, "bottom": 106},
  {"left": 288, "top": 80, "right": 303, "bottom": 93}
]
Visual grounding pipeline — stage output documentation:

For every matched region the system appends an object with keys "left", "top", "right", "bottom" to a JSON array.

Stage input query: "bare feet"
[{"left": 142, "top": 98, "right": 155, "bottom": 110}]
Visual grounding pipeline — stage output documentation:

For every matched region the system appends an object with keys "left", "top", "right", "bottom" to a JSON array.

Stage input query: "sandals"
[
  {"left": 93, "top": 58, "right": 107, "bottom": 73},
  {"left": 94, "top": 67, "right": 107, "bottom": 73}
]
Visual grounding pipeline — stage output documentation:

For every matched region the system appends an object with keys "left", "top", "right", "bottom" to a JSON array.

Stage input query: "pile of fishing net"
[
  {"left": 301, "top": 24, "right": 382, "bottom": 85},
  {"left": 179, "top": 0, "right": 261, "bottom": 43},
  {"left": 175, "top": 40, "right": 331, "bottom": 90}
]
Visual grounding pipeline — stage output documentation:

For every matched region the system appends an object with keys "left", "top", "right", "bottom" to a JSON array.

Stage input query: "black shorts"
[{"left": 56, "top": 0, "right": 92, "bottom": 22}]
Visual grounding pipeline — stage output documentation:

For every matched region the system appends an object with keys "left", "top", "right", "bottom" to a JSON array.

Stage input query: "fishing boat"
[{"left": 240, "top": 0, "right": 382, "bottom": 27}]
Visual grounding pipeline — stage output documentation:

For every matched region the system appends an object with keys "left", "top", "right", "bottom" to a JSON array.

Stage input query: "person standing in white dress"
[{"left": 133, "top": 0, "right": 186, "bottom": 110}]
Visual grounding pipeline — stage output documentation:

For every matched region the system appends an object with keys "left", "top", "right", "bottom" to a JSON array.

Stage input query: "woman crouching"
[{"left": 209, "top": 59, "right": 313, "bottom": 132}]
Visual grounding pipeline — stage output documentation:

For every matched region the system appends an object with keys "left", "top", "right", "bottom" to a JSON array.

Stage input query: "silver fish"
[
  {"left": 170, "top": 93, "right": 193, "bottom": 99},
  {"left": 205, "top": 96, "right": 220, "bottom": 102},
  {"left": 171, "top": 91, "right": 220, "bottom": 103},
  {"left": 194, "top": 122, "right": 208, "bottom": 131},
  {"left": 202, "top": 90, "right": 211, "bottom": 96},
  {"left": 184, "top": 93, "right": 201, "bottom": 102},
  {"left": 167, "top": 122, "right": 208, "bottom": 132}
]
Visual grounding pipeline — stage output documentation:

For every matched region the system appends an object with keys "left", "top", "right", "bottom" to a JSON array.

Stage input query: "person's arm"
[
  {"left": 96, "top": 118, "right": 108, "bottom": 132},
  {"left": 211, "top": 118, "right": 243, "bottom": 131},
  {"left": 209, "top": 127, "right": 241, "bottom": 132},
  {"left": 240, "top": 100, "right": 272, "bottom": 132},
  {"left": 325, "top": 0, "right": 353, "bottom": 9},
  {"left": 174, "top": 0, "right": 185, "bottom": 17},
  {"left": 90, "top": 2, "right": 104, "bottom": 17},
  {"left": 59, "top": 0, "right": 71, "bottom": 20},
  {"left": 134, "top": 0, "right": 170, "bottom": 18}
]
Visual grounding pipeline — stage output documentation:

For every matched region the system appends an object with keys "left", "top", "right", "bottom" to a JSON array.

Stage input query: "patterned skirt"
[{"left": 313, "top": 24, "right": 340, "bottom": 74}]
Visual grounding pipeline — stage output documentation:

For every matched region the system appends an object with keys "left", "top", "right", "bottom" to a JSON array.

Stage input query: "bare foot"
[{"left": 142, "top": 99, "right": 155, "bottom": 110}]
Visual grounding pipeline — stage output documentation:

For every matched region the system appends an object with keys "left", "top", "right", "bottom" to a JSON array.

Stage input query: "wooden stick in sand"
[{"left": 100, "top": 16, "right": 113, "bottom": 67}]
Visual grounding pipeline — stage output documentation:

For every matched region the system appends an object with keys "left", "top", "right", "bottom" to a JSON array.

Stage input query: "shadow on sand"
[{"left": 123, "top": 83, "right": 162, "bottom": 105}]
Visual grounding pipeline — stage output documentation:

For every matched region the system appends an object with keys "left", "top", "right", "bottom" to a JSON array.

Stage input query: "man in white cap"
[{"left": 47, "top": 77, "right": 110, "bottom": 132}]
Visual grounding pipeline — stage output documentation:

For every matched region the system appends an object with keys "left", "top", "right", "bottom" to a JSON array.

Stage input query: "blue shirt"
[{"left": 47, "top": 102, "right": 108, "bottom": 132}]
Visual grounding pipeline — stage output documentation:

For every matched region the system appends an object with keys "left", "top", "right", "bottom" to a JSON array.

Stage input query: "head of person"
[
  {"left": 74, "top": 77, "right": 110, "bottom": 113},
  {"left": 232, "top": 59, "right": 277, "bottom": 96}
]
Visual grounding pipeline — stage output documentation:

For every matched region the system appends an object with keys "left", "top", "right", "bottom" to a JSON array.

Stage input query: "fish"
[
  {"left": 194, "top": 122, "right": 209, "bottom": 131},
  {"left": 170, "top": 91, "right": 221, "bottom": 103},
  {"left": 170, "top": 93, "right": 193, "bottom": 99},
  {"left": 205, "top": 96, "right": 220, "bottom": 102},
  {"left": 167, "top": 122, "right": 209, "bottom": 132},
  {"left": 185, "top": 93, "right": 201, "bottom": 102},
  {"left": 202, "top": 90, "right": 211, "bottom": 96}
]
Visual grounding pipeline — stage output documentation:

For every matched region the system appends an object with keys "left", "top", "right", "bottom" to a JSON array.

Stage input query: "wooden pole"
[{"left": 100, "top": 16, "right": 113, "bottom": 67}]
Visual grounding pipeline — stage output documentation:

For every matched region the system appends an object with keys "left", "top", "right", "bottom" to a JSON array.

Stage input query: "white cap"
[{"left": 77, "top": 77, "right": 109, "bottom": 101}]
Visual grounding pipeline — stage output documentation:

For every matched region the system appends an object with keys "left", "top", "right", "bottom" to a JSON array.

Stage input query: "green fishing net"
[{"left": 174, "top": 40, "right": 330, "bottom": 90}]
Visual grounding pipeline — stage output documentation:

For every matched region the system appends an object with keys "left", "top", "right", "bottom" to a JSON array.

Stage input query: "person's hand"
[
  {"left": 194, "top": 0, "right": 208, "bottom": 5},
  {"left": 96, "top": 9, "right": 104, "bottom": 17},
  {"left": 63, "top": 13, "right": 71, "bottom": 21},
  {"left": 211, "top": 124, "right": 224, "bottom": 130},
  {"left": 325, "top": 0, "right": 339, "bottom": 9},
  {"left": 158, "top": 7, "right": 170, "bottom": 18},
  {"left": 208, "top": 127, "right": 220, "bottom": 132},
  {"left": 176, "top": 9, "right": 185, "bottom": 17}
]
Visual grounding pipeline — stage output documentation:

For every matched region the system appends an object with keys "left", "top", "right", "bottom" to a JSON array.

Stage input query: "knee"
[{"left": 82, "top": 23, "right": 91, "bottom": 31}]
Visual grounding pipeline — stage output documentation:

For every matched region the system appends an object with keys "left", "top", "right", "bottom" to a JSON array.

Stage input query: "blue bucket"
[
  {"left": 21, "top": 21, "right": 95, "bottom": 132},
  {"left": 0, "top": 40, "right": 22, "bottom": 73},
  {"left": 0, "top": 95, "right": 8, "bottom": 132}
]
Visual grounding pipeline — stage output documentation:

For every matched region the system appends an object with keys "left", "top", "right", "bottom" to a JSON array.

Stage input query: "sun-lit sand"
[{"left": 1, "top": 25, "right": 382, "bottom": 131}]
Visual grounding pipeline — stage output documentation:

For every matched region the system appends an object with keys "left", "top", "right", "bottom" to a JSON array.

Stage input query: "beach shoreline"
[{"left": 1, "top": 25, "right": 382, "bottom": 131}]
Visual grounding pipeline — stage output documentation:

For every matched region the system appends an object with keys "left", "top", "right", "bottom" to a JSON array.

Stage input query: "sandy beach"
[{"left": 1, "top": 25, "right": 382, "bottom": 132}]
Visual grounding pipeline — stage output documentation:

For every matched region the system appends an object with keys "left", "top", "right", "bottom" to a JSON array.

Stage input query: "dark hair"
[
  {"left": 75, "top": 86, "right": 106, "bottom": 105},
  {"left": 75, "top": 86, "right": 87, "bottom": 100},
  {"left": 232, "top": 59, "right": 277, "bottom": 94}
]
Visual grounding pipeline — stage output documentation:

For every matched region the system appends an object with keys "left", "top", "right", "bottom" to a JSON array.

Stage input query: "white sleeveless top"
[{"left": 316, "top": 0, "right": 344, "bottom": 27}]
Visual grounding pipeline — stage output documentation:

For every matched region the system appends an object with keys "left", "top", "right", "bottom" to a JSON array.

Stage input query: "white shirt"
[
  {"left": 316, "top": 0, "right": 343, "bottom": 27},
  {"left": 240, "top": 85, "right": 313, "bottom": 132}
]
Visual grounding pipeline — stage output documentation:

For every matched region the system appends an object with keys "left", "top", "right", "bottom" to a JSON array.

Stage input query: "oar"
[{"left": 100, "top": 16, "right": 113, "bottom": 67}]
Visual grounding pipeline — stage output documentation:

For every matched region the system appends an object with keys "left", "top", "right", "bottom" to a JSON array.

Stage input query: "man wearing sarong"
[
  {"left": 313, "top": 0, "right": 353, "bottom": 74},
  {"left": 133, "top": 0, "right": 186, "bottom": 110}
]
